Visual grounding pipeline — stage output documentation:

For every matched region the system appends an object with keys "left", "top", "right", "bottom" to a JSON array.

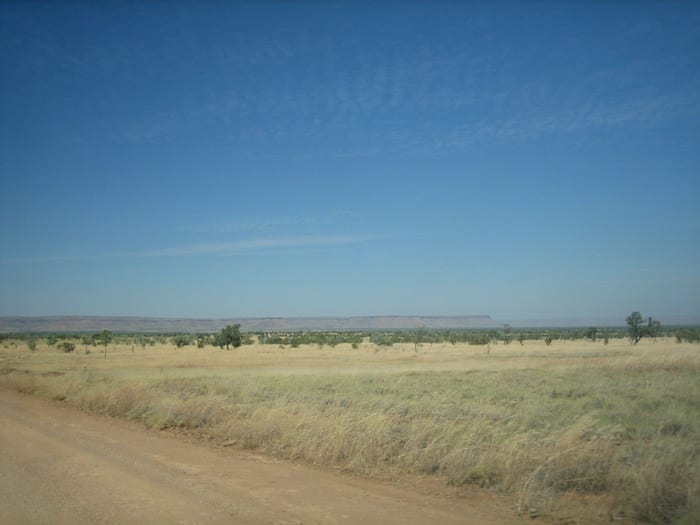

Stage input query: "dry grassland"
[{"left": 1, "top": 337, "right": 698, "bottom": 524}]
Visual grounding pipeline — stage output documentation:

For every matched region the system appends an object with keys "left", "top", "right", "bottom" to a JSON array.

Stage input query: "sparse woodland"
[{"left": 1, "top": 328, "right": 699, "bottom": 524}]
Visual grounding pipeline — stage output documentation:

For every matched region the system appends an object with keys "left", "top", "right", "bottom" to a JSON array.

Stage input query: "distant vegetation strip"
[
  {"left": 0, "top": 312, "right": 700, "bottom": 348},
  {"left": 5, "top": 324, "right": 700, "bottom": 351}
]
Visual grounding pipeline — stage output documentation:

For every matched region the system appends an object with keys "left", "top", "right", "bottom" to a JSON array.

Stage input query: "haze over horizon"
[{"left": 1, "top": 2, "right": 699, "bottom": 320}]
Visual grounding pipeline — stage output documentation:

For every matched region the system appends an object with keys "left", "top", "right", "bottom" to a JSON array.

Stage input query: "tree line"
[{"left": 4, "top": 315, "right": 700, "bottom": 353}]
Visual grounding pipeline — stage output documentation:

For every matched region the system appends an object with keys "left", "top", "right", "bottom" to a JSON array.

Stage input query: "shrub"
[
  {"left": 172, "top": 334, "right": 193, "bottom": 348},
  {"left": 58, "top": 341, "right": 75, "bottom": 353}
]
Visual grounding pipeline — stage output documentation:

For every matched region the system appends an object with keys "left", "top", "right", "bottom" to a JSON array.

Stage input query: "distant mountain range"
[
  {"left": 1, "top": 314, "right": 697, "bottom": 334},
  {"left": 0, "top": 315, "right": 496, "bottom": 333}
]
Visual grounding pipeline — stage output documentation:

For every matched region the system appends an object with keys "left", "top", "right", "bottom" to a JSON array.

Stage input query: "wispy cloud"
[
  {"left": 15, "top": 7, "right": 694, "bottom": 156},
  {"left": 400, "top": 90, "right": 700, "bottom": 156},
  {"left": 1, "top": 234, "right": 384, "bottom": 264},
  {"left": 141, "top": 234, "right": 380, "bottom": 257}
]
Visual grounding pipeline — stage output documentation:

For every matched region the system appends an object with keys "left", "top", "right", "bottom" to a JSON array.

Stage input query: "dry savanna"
[{"left": 1, "top": 335, "right": 698, "bottom": 524}]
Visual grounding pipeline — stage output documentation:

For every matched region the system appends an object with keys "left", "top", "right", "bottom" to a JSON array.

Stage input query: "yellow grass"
[{"left": 1, "top": 336, "right": 698, "bottom": 524}]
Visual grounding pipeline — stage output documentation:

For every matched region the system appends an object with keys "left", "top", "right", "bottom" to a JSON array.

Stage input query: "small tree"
[
  {"left": 626, "top": 312, "right": 660, "bottom": 344},
  {"left": 503, "top": 324, "right": 512, "bottom": 345},
  {"left": 586, "top": 327, "right": 598, "bottom": 342},
  {"left": 218, "top": 324, "right": 242, "bottom": 350},
  {"left": 646, "top": 316, "right": 661, "bottom": 340},
  {"left": 26, "top": 337, "right": 37, "bottom": 351},
  {"left": 95, "top": 330, "right": 113, "bottom": 359},
  {"left": 626, "top": 312, "right": 643, "bottom": 344},
  {"left": 413, "top": 326, "right": 428, "bottom": 353}
]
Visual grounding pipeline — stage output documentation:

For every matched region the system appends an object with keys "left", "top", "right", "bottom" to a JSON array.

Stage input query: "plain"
[{"left": 1, "top": 336, "right": 698, "bottom": 524}]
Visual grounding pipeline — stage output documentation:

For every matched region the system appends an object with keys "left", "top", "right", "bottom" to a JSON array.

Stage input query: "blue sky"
[{"left": 1, "top": 2, "right": 699, "bottom": 321}]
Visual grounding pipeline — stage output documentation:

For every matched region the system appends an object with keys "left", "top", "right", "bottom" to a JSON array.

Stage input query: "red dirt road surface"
[{"left": 0, "top": 391, "right": 526, "bottom": 524}]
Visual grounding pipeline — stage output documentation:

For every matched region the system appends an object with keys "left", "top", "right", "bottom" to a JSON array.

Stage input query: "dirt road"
[{"left": 0, "top": 391, "right": 525, "bottom": 524}]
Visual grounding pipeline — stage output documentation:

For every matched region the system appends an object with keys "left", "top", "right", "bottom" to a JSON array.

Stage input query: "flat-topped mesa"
[{"left": 0, "top": 315, "right": 495, "bottom": 334}]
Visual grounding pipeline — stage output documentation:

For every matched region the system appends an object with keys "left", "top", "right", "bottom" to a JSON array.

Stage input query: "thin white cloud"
[
  {"left": 141, "top": 234, "right": 379, "bottom": 257},
  {"left": 1, "top": 234, "right": 384, "bottom": 264},
  {"left": 405, "top": 91, "right": 700, "bottom": 156}
]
